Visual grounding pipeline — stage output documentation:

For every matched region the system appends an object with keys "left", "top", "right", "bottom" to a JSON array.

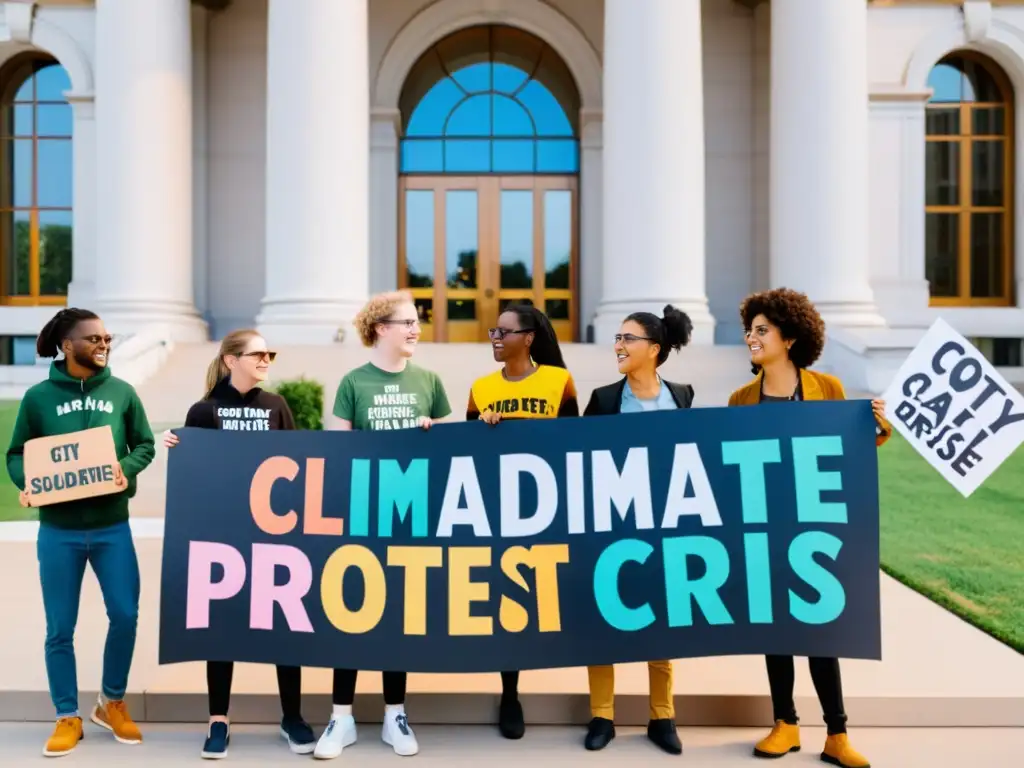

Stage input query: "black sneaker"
[
  {"left": 647, "top": 718, "right": 682, "bottom": 755},
  {"left": 584, "top": 717, "right": 615, "bottom": 750},
  {"left": 201, "top": 721, "right": 229, "bottom": 760},
  {"left": 280, "top": 715, "right": 315, "bottom": 755},
  {"left": 498, "top": 696, "right": 525, "bottom": 740}
]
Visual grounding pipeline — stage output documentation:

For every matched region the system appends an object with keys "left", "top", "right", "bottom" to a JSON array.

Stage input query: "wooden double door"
[{"left": 398, "top": 175, "right": 578, "bottom": 342}]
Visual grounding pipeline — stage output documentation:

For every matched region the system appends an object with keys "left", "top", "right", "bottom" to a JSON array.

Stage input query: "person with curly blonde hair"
[
  {"left": 727, "top": 288, "right": 891, "bottom": 768},
  {"left": 314, "top": 291, "right": 451, "bottom": 760}
]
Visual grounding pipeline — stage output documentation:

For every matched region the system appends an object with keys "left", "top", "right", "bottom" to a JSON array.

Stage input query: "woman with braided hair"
[
  {"left": 466, "top": 303, "right": 579, "bottom": 740},
  {"left": 6, "top": 308, "right": 155, "bottom": 758}
]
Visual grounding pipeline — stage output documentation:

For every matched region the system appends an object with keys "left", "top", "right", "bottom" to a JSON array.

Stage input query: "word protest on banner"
[
  {"left": 23, "top": 425, "right": 121, "bottom": 506},
  {"left": 159, "top": 402, "right": 882, "bottom": 673},
  {"left": 882, "top": 318, "right": 1024, "bottom": 497}
]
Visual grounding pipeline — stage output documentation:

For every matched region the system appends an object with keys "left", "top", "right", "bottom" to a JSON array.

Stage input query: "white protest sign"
[{"left": 882, "top": 317, "right": 1024, "bottom": 497}]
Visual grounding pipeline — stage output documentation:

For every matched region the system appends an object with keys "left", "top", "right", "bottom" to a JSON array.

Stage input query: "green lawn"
[
  {"left": 0, "top": 400, "right": 33, "bottom": 522},
  {"left": 0, "top": 399, "right": 1020, "bottom": 651}
]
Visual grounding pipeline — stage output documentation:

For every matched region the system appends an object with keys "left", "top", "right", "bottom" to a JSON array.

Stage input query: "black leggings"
[
  {"left": 332, "top": 669, "right": 407, "bottom": 706},
  {"left": 208, "top": 662, "right": 301, "bottom": 719},
  {"left": 765, "top": 655, "right": 847, "bottom": 735},
  {"left": 501, "top": 670, "right": 519, "bottom": 699}
]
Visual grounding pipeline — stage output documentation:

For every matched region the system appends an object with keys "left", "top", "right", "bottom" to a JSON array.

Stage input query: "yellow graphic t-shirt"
[{"left": 466, "top": 365, "right": 579, "bottom": 420}]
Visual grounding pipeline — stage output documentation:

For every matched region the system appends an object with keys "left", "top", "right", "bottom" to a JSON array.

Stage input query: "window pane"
[
  {"left": 545, "top": 298, "right": 570, "bottom": 320},
  {"left": 500, "top": 190, "right": 533, "bottom": 289},
  {"left": 925, "top": 141, "right": 959, "bottom": 206},
  {"left": 970, "top": 212, "right": 1004, "bottom": 299},
  {"left": 445, "top": 190, "right": 478, "bottom": 289},
  {"left": 37, "top": 139, "right": 72, "bottom": 208},
  {"left": 445, "top": 94, "right": 490, "bottom": 136},
  {"left": 518, "top": 80, "right": 573, "bottom": 137},
  {"left": 406, "top": 79, "right": 462, "bottom": 136},
  {"left": 925, "top": 108, "right": 960, "bottom": 136},
  {"left": 1, "top": 105, "right": 33, "bottom": 138},
  {"left": 404, "top": 190, "right": 434, "bottom": 288},
  {"left": 537, "top": 140, "right": 579, "bottom": 173},
  {"left": 451, "top": 62, "right": 490, "bottom": 94},
  {"left": 400, "top": 140, "right": 443, "bottom": 173},
  {"left": 544, "top": 190, "right": 571, "bottom": 289},
  {"left": 492, "top": 61, "right": 529, "bottom": 94},
  {"left": 492, "top": 139, "right": 533, "bottom": 172},
  {"left": 971, "top": 140, "right": 1004, "bottom": 207},
  {"left": 1, "top": 211, "right": 31, "bottom": 296},
  {"left": 493, "top": 95, "right": 534, "bottom": 137},
  {"left": 4, "top": 139, "right": 34, "bottom": 208},
  {"left": 444, "top": 140, "right": 489, "bottom": 173},
  {"left": 926, "top": 213, "right": 960, "bottom": 297},
  {"left": 37, "top": 104, "right": 72, "bottom": 138},
  {"left": 973, "top": 107, "right": 1005, "bottom": 136},
  {"left": 34, "top": 65, "right": 71, "bottom": 102},
  {"left": 928, "top": 63, "right": 967, "bottom": 103},
  {"left": 38, "top": 209, "right": 71, "bottom": 296}
]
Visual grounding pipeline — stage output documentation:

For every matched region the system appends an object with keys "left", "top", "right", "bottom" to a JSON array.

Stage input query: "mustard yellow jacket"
[{"left": 727, "top": 368, "right": 892, "bottom": 448}]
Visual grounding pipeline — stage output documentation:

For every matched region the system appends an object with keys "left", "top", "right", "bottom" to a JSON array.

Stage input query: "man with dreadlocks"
[{"left": 6, "top": 308, "right": 155, "bottom": 758}]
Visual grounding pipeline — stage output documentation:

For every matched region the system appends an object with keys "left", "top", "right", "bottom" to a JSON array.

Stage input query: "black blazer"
[{"left": 583, "top": 378, "right": 694, "bottom": 416}]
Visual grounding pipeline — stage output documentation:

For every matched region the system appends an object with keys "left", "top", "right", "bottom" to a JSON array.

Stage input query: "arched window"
[
  {"left": 400, "top": 25, "right": 579, "bottom": 174},
  {"left": 925, "top": 52, "right": 1013, "bottom": 306},
  {"left": 0, "top": 55, "right": 73, "bottom": 306}
]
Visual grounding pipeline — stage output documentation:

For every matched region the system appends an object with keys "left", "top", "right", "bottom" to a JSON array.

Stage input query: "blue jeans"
[{"left": 37, "top": 521, "right": 141, "bottom": 717}]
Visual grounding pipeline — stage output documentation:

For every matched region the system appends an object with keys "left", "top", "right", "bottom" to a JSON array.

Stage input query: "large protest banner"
[
  {"left": 882, "top": 317, "right": 1024, "bottom": 497},
  {"left": 159, "top": 400, "right": 882, "bottom": 672}
]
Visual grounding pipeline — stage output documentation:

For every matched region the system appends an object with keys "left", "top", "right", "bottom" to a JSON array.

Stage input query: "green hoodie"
[{"left": 6, "top": 361, "right": 155, "bottom": 529}]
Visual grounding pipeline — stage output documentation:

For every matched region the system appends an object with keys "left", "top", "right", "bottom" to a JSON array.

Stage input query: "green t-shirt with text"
[{"left": 333, "top": 362, "right": 452, "bottom": 431}]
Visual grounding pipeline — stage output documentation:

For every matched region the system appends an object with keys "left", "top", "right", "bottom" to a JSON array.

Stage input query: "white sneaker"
[
  {"left": 313, "top": 715, "right": 357, "bottom": 760},
  {"left": 381, "top": 709, "right": 419, "bottom": 756}
]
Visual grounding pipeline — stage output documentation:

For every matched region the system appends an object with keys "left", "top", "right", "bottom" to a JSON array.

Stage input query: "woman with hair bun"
[{"left": 579, "top": 305, "right": 694, "bottom": 756}]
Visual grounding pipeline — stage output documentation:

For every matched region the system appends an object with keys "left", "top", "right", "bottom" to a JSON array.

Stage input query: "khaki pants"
[{"left": 587, "top": 660, "right": 674, "bottom": 720}]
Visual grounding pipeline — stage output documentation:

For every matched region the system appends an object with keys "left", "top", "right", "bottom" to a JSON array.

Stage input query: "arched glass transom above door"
[{"left": 398, "top": 25, "right": 580, "bottom": 343}]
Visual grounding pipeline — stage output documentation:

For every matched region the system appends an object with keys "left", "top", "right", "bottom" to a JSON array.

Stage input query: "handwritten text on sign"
[
  {"left": 158, "top": 402, "right": 882, "bottom": 672},
  {"left": 23, "top": 425, "right": 121, "bottom": 506},
  {"left": 882, "top": 318, "right": 1024, "bottom": 496}
]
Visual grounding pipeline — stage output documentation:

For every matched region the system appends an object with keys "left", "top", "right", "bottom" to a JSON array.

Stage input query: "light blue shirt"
[{"left": 620, "top": 379, "right": 678, "bottom": 413}]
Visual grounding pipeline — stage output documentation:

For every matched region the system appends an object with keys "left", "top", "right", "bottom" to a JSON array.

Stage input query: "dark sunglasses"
[
  {"left": 240, "top": 350, "right": 277, "bottom": 363},
  {"left": 488, "top": 327, "right": 532, "bottom": 340},
  {"left": 72, "top": 334, "right": 113, "bottom": 346}
]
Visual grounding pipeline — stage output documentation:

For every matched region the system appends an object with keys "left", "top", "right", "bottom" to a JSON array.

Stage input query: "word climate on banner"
[
  {"left": 882, "top": 317, "right": 1024, "bottom": 496},
  {"left": 158, "top": 401, "right": 882, "bottom": 673}
]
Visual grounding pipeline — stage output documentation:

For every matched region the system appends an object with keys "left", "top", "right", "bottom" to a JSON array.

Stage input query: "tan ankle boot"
[
  {"left": 753, "top": 720, "right": 800, "bottom": 758},
  {"left": 821, "top": 733, "right": 870, "bottom": 767}
]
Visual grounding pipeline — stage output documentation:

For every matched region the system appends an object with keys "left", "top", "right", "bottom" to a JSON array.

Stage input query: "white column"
[
  {"left": 592, "top": 0, "right": 715, "bottom": 345},
  {"left": 257, "top": 0, "right": 369, "bottom": 345},
  {"left": 65, "top": 95, "right": 96, "bottom": 309},
  {"left": 94, "top": 0, "right": 207, "bottom": 340},
  {"left": 369, "top": 108, "right": 399, "bottom": 294},
  {"left": 770, "top": 0, "right": 885, "bottom": 328}
]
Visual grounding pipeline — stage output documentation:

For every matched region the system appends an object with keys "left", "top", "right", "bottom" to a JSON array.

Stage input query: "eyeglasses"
[
  {"left": 240, "top": 351, "right": 277, "bottom": 363},
  {"left": 488, "top": 327, "right": 532, "bottom": 340},
  {"left": 614, "top": 333, "right": 653, "bottom": 344},
  {"left": 743, "top": 326, "right": 771, "bottom": 340},
  {"left": 73, "top": 334, "right": 113, "bottom": 346},
  {"left": 381, "top": 319, "right": 420, "bottom": 329}
]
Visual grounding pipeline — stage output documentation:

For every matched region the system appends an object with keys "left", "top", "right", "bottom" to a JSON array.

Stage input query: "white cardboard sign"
[{"left": 882, "top": 318, "right": 1024, "bottom": 497}]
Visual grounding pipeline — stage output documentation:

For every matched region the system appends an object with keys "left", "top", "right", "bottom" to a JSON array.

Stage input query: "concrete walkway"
[{"left": 1, "top": 723, "right": 1021, "bottom": 766}]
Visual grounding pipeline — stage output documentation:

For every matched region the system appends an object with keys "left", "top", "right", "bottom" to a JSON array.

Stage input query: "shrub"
[{"left": 273, "top": 377, "right": 324, "bottom": 431}]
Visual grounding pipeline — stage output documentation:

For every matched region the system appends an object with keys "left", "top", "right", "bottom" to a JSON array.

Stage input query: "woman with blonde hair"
[
  {"left": 163, "top": 329, "right": 315, "bottom": 759},
  {"left": 313, "top": 290, "right": 451, "bottom": 760}
]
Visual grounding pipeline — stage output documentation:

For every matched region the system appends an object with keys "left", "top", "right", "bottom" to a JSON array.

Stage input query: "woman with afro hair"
[{"left": 727, "top": 288, "right": 891, "bottom": 768}]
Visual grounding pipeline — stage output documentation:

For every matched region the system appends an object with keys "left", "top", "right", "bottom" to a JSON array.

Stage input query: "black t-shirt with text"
[{"left": 184, "top": 377, "right": 296, "bottom": 432}]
